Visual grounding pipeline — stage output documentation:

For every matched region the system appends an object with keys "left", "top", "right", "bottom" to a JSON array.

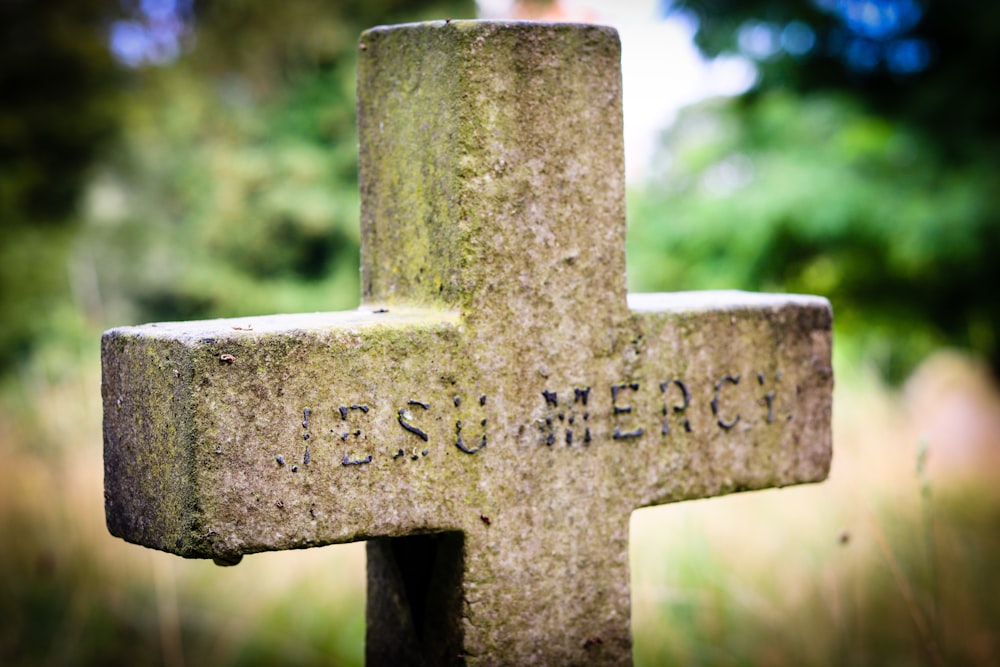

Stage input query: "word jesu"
[
  {"left": 539, "top": 371, "right": 785, "bottom": 447},
  {"left": 276, "top": 395, "right": 489, "bottom": 470}
]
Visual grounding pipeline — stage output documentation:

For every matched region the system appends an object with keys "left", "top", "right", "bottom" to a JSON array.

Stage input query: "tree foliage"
[
  {"left": 632, "top": 0, "right": 1000, "bottom": 379},
  {"left": 673, "top": 0, "right": 1000, "bottom": 159},
  {"left": 85, "top": 0, "right": 475, "bottom": 328},
  {"left": 0, "top": 0, "right": 123, "bottom": 368},
  {"left": 0, "top": 0, "right": 475, "bottom": 374}
]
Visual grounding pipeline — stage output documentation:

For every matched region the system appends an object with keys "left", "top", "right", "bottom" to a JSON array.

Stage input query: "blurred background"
[{"left": 2, "top": 0, "right": 999, "bottom": 664}]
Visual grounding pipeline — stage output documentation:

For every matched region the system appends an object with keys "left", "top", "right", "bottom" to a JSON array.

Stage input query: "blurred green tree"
[
  {"left": 87, "top": 0, "right": 475, "bottom": 328},
  {"left": 630, "top": 0, "right": 1000, "bottom": 379},
  {"left": 0, "top": 0, "right": 123, "bottom": 370},
  {"left": 0, "top": 0, "right": 475, "bottom": 375},
  {"left": 672, "top": 0, "right": 1000, "bottom": 158}
]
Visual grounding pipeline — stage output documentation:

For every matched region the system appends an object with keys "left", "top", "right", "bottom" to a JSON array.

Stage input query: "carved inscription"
[
  {"left": 272, "top": 370, "right": 790, "bottom": 470},
  {"left": 273, "top": 394, "right": 491, "bottom": 470},
  {"left": 611, "top": 382, "right": 643, "bottom": 440},
  {"left": 455, "top": 394, "right": 488, "bottom": 454},
  {"left": 398, "top": 399, "right": 430, "bottom": 442},
  {"left": 540, "top": 387, "right": 591, "bottom": 446},
  {"left": 660, "top": 378, "right": 691, "bottom": 435},
  {"left": 338, "top": 404, "right": 371, "bottom": 465},
  {"left": 540, "top": 370, "right": 788, "bottom": 446},
  {"left": 711, "top": 374, "right": 741, "bottom": 430}
]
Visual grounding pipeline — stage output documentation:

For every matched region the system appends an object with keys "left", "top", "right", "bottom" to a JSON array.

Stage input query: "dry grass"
[
  {"left": 2, "top": 342, "right": 998, "bottom": 665},
  {"left": 631, "top": 350, "right": 1000, "bottom": 666},
  {"left": 0, "top": 348, "right": 366, "bottom": 666}
]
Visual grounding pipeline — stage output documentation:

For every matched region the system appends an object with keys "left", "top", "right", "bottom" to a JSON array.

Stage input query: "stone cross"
[{"left": 102, "top": 20, "right": 832, "bottom": 666}]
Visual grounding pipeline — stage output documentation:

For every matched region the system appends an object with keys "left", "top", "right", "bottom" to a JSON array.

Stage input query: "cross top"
[{"left": 103, "top": 21, "right": 832, "bottom": 665}]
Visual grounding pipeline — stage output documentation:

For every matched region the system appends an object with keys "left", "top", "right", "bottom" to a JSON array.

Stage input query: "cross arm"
[
  {"left": 102, "top": 307, "right": 492, "bottom": 563},
  {"left": 621, "top": 290, "right": 833, "bottom": 507}
]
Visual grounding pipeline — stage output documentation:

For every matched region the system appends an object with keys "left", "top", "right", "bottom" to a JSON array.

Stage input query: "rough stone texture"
[{"left": 103, "top": 20, "right": 833, "bottom": 666}]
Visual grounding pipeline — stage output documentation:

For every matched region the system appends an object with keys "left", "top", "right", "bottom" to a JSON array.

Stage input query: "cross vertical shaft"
[
  {"left": 358, "top": 24, "right": 636, "bottom": 662},
  {"left": 358, "top": 22, "right": 628, "bottom": 356}
]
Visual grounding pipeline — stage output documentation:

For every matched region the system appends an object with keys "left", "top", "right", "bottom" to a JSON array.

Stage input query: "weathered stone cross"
[{"left": 103, "top": 20, "right": 832, "bottom": 666}]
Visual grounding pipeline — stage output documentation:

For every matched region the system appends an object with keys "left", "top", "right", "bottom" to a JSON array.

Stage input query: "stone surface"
[{"left": 103, "top": 20, "right": 833, "bottom": 666}]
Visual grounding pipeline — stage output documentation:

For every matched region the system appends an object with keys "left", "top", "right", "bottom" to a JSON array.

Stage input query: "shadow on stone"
[{"left": 367, "top": 532, "right": 466, "bottom": 666}]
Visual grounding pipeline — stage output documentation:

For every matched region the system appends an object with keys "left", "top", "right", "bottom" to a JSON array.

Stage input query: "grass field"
[
  {"left": 2, "top": 337, "right": 998, "bottom": 666},
  {"left": 631, "top": 350, "right": 1000, "bottom": 665}
]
